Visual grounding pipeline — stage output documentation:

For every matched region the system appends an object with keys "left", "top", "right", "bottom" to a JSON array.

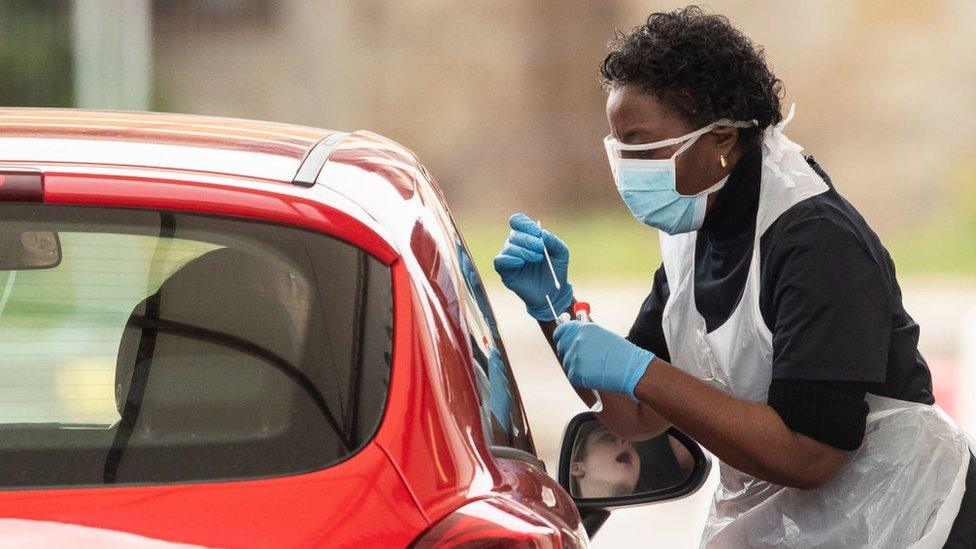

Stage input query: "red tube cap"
[{"left": 573, "top": 302, "right": 591, "bottom": 315}]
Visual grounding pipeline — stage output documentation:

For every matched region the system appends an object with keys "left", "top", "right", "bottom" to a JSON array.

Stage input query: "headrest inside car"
[{"left": 115, "top": 247, "right": 300, "bottom": 443}]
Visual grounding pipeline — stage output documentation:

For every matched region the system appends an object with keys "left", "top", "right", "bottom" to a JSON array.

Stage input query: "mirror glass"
[
  {"left": 0, "top": 231, "right": 61, "bottom": 270},
  {"left": 568, "top": 419, "right": 694, "bottom": 499}
]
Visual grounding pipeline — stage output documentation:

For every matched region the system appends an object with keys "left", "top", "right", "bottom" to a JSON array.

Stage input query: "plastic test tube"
[
  {"left": 549, "top": 296, "right": 604, "bottom": 413},
  {"left": 572, "top": 302, "right": 604, "bottom": 413}
]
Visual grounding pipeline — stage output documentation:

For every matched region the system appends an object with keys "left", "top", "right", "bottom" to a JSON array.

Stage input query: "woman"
[{"left": 494, "top": 7, "right": 975, "bottom": 547}]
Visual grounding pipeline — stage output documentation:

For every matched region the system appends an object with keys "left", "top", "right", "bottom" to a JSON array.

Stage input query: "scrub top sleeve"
[
  {"left": 626, "top": 264, "right": 671, "bottom": 363},
  {"left": 762, "top": 217, "right": 891, "bottom": 384},
  {"left": 767, "top": 379, "right": 869, "bottom": 450}
]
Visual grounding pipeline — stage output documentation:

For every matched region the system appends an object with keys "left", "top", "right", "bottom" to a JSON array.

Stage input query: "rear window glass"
[{"left": 0, "top": 205, "right": 392, "bottom": 488}]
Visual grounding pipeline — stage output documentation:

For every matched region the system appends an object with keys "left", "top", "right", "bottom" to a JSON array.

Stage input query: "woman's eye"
[{"left": 622, "top": 149, "right": 661, "bottom": 160}]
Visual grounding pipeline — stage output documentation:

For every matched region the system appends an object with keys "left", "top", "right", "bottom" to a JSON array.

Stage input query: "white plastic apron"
[{"left": 658, "top": 109, "right": 972, "bottom": 548}]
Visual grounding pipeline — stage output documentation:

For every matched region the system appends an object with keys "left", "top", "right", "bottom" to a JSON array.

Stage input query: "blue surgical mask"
[{"left": 604, "top": 119, "right": 754, "bottom": 235}]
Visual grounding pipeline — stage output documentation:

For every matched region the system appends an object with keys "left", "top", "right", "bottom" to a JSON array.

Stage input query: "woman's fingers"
[
  {"left": 509, "top": 212, "right": 543, "bottom": 237},
  {"left": 508, "top": 229, "right": 544, "bottom": 254},
  {"left": 540, "top": 229, "right": 569, "bottom": 260},
  {"left": 500, "top": 239, "right": 543, "bottom": 263},
  {"left": 493, "top": 253, "right": 525, "bottom": 273},
  {"left": 509, "top": 213, "right": 568, "bottom": 263},
  {"left": 553, "top": 320, "right": 582, "bottom": 361}
]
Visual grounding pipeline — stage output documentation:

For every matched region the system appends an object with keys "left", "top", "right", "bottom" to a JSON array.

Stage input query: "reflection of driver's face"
[
  {"left": 572, "top": 426, "right": 640, "bottom": 498},
  {"left": 20, "top": 232, "right": 57, "bottom": 263}
]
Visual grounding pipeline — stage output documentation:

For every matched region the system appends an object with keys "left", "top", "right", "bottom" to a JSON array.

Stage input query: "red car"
[{"left": 0, "top": 109, "right": 709, "bottom": 547}]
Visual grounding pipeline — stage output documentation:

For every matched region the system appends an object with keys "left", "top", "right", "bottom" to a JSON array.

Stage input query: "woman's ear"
[
  {"left": 570, "top": 462, "right": 586, "bottom": 478},
  {"left": 709, "top": 126, "right": 739, "bottom": 154}
]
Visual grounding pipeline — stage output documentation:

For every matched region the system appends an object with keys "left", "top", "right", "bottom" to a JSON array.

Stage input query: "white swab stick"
[
  {"left": 537, "top": 221, "right": 562, "bottom": 290},
  {"left": 591, "top": 390, "right": 604, "bottom": 412},
  {"left": 545, "top": 294, "right": 558, "bottom": 321}
]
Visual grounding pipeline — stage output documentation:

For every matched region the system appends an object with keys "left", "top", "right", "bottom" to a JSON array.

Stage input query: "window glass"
[
  {"left": 0, "top": 205, "right": 392, "bottom": 487},
  {"left": 406, "top": 173, "right": 535, "bottom": 456},
  {"left": 456, "top": 243, "right": 534, "bottom": 454}
]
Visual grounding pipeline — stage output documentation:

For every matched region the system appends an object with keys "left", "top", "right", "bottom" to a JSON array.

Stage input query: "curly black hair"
[{"left": 600, "top": 6, "right": 783, "bottom": 144}]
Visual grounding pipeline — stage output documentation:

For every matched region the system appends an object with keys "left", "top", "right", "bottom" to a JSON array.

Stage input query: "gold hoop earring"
[{"left": 719, "top": 154, "right": 728, "bottom": 169}]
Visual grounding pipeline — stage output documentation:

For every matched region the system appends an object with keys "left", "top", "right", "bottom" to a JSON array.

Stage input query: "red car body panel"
[
  {"left": 0, "top": 109, "right": 585, "bottom": 547},
  {"left": 0, "top": 444, "right": 428, "bottom": 547}
]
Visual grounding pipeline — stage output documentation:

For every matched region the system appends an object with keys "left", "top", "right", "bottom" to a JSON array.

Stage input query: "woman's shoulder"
[{"left": 761, "top": 159, "right": 889, "bottom": 268}]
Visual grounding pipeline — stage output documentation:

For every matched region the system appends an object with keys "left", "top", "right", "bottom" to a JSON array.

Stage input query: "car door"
[
  {"left": 453, "top": 240, "right": 588, "bottom": 545},
  {"left": 398, "top": 161, "right": 586, "bottom": 543}
]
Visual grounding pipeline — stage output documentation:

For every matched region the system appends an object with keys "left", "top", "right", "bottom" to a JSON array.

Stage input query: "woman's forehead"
[{"left": 606, "top": 86, "right": 692, "bottom": 144}]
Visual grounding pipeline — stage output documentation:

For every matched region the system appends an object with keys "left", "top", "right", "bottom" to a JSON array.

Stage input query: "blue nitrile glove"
[
  {"left": 553, "top": 320, "right": 655, "bottom": 400},
  {"left": 493, "top": 213, "right": 573, "bottom": 321}
]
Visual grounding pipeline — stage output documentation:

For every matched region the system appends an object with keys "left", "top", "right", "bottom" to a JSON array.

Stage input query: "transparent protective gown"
[{"left": 657, "top": 107, "right": 972, "bottom": 548}]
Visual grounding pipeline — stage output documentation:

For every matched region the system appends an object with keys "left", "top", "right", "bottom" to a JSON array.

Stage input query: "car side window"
[
  {"left": 409, "top": 171, "right": 536, "bottom": 457},
  {"left": 456, "top": 243, "right": 535, "bottom": 455},
  {"left": 0, "top": 205, "right": 393, "bottom": 488}
]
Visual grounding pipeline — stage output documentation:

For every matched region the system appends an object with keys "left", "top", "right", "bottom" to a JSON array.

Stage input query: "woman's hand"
[
  {"left": 493, "top": 213, "right": 573, "bottom": 320},
  {"left": 553, "top": 320, "right": 655, "bottom": 398},
  {"left": 537, "top": 304, "right": 671, "bottom": 442}
]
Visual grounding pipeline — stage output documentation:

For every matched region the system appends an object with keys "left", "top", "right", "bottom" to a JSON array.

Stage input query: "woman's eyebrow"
[
  {"left": 621, "top": 127, "right": 669, "bottom": 145},
  {"left": 621, "top": 128, "right": 649, "bottom": 143}
]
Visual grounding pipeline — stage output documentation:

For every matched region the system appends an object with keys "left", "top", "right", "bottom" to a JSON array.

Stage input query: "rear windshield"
[{"left": 0, "top": 204, "right": 392, "bottom": 488}]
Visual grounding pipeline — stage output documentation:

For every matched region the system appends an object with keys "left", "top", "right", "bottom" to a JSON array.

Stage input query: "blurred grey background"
[{"left": 3, "top": 1, "right": 976, "bottom": 546}]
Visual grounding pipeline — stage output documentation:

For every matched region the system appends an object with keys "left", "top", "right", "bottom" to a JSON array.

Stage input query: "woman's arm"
[
  {"left": 540, "top": 317, "right": 670, "bottom": 440},
  {"left": 553, "top": 321, "right": 848, "bottom": 490},
  {"left": 634, "top": 357, "right": 846, "bottom": 490}
]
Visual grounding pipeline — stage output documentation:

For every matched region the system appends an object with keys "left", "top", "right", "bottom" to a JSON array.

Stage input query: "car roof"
[
  {"left": 0, "top": 108, "right": 333, "bottom": 183},
  {"left": 0, "top": 108, "right": 443, "bottom": 263}
]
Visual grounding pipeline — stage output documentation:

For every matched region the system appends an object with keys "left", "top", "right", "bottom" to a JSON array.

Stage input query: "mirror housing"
[
  {"left": 0, "top": 231, "right": 61, "bottom": 270},
  {"left": 557, "top": 412, "right": 711, "bottom": 537}
]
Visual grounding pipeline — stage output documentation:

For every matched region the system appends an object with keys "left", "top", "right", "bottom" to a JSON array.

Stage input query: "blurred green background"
[
  {"left": 0, "top": 1, "right": 73, "bottom": 108},
  {"left": 460, "top": 148, "right": 976, "bottom": 283},
  {"left": 461, "top": 152, "right": 976, "bottom": 285}
]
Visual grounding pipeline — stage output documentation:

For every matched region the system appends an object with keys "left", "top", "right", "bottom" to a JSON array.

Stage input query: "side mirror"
[
  {"left": 558, "top": 412, "right": 711, "bottom": 537},
  {"left": 0, "top": 231, "right": 61, "bottom": 270}
]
